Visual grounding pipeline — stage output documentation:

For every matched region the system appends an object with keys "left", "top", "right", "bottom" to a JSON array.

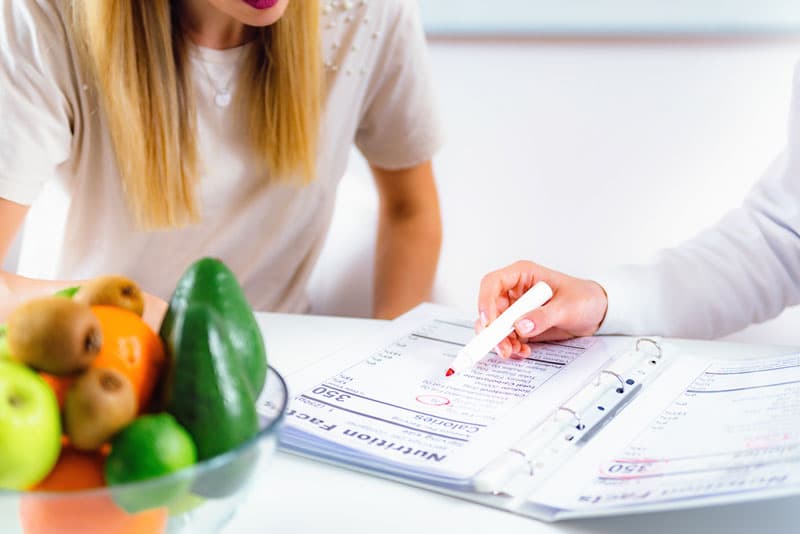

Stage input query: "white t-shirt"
[
  {"left": 596, "top": 64, "right": 800, "bottom": 339},
  {"left": 0, "top": 0, "right": 442, "bottom": 312}
]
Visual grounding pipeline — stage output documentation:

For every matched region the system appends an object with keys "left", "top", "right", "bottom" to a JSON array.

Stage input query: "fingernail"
[
  {"left": 495, "top": 345, "right": 504, "bottom": 357},
  {"left": 479, "top": 310, "right": 488, "bottom": 328},
  {"left": 517, "top": 319, "right": 535, "bottom": 334}
]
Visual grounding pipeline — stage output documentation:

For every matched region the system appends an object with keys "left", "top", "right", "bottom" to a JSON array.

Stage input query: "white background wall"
[
  {"left": 421, "top": 0, "right": 800, "bottom": 34},
  {"left": 309, "top": 38, "right": 800, "bottom": 346}
]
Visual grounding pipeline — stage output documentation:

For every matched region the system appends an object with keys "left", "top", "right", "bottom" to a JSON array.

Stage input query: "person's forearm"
[
  {"left": 0, "top": 271, "right": 166, "bottom": 329},
  {"left": 598, "top": 66, "right": 800, "bottom": 339},
  {"left": 597, "top": 175, "right": 800, "bottom": 338},
  {"left": 369, "top": 160, "right": 442, "bottom": 319},
  {"left": 0, "top": 271, "right": 74, "bottom": 320},
  {"left": 373, "top": 210, "right": 441, "bottom": 319},
  {"left": 0, "top": 273, "right": 12, "bottom": 318}
]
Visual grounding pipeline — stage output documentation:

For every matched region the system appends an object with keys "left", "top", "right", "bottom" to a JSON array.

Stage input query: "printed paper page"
[
  {"left": 534, "top": 352, "right": 800, "bottom": 511},
  {"left": 277, "top": 304, "right": 614, "bottom": 484}
]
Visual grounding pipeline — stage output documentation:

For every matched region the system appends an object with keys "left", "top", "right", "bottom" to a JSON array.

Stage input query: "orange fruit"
[
  {"left": 20, "top": 495, "right": 168, "bottom": 534},
  {"left": 33, "top": 448, "right": 105, "bottom": 492},
  {"left": 91, "top": 305, "right": 166, "bottom": 412},
  {"left": 43, "top": 306, "right": 165, "bottom": 413},
  {"left": 21, "top": 448, "right": 168, "bottom": 534},
  {"left": 40, "top": 373, "right": 72, "bottom": 408}
]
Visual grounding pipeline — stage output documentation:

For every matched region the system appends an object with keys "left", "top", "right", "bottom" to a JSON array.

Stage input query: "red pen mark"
[
  {"left": 416, "top": 395, "right": 451, "bottom": 406},
  {"left": 445, "top": 368, "right": 455, "bottom": 377}
]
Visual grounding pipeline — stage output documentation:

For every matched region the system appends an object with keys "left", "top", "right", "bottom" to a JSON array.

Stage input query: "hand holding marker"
[{"left": 446, "top": 281, "right": 554, "bottom": 376}]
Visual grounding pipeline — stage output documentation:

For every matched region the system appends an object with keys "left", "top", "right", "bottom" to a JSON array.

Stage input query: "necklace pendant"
[{"left": 214, "top": 91, "right": 232, "bottom": 108}]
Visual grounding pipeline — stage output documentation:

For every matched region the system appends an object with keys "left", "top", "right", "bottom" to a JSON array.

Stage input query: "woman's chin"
[{"left": 203, "top": 0, "right": 291, "bottom": 28}]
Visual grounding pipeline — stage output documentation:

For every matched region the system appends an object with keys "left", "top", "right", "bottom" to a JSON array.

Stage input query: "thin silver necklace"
[{"left": 195, "top": 49, "right": 244, "bottom": 108}]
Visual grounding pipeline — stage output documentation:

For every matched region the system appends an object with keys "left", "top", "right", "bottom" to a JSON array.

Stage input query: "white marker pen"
[{"left": 445, "top": 281, "right": 554, "bottom": 376}]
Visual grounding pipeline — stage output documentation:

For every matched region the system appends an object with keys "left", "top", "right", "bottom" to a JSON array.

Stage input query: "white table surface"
[{"left": 225, "top": 312, "right": 800, "bottom": 534}]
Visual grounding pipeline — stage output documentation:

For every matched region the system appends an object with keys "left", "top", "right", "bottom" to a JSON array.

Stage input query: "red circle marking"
[{"left": 416, "top": 394, "right": 451, "bottom": 406}]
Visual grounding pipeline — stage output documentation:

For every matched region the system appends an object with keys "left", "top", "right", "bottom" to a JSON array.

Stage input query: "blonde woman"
[{"left": 0, "top": 0, "right": 443, "bottom": 323}]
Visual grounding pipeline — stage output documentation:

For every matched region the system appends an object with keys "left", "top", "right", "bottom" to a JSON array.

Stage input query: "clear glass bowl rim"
[{"left": 0, "top": 366, "right": 289, "bottom": 500}]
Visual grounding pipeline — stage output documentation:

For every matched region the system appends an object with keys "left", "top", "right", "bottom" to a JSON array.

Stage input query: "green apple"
[
  {"left": 0, "top": 359, "right": 62, "bottom": 489},
  {"left": 0, "top": 324, "right": 9, "bottom": 360}
]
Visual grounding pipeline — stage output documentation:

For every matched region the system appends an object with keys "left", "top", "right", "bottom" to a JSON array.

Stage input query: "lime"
[
  {"left": 105, "top": 413, "right": 197, "bottom": 512},
  {"left": 53, "top": 286, "right": 80, "bottom": 298}
]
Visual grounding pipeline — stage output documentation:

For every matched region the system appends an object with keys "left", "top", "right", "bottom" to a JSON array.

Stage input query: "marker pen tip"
[{"left": 445, "top": 368, "right": 455, "bottom": 377}]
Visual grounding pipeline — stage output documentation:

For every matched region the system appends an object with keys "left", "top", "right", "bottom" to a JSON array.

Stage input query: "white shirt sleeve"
[
  {"left": 355, "top": 0, "right": 444, "bottom": 170},
  {"left": 0, "top": 0, "right": 74, "bottom": 206},
  {"left": 596, "top": 65, "right": 800, "bottom": 339}
]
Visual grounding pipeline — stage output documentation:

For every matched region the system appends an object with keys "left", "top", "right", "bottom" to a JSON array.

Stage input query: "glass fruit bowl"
[{"left": 0, "top": 367, "right": 288, "bottom": 534}]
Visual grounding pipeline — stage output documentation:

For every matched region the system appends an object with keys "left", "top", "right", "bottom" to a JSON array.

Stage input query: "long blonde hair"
[{"left": 70, "top": 1, "right": 321, "bottom": 229}]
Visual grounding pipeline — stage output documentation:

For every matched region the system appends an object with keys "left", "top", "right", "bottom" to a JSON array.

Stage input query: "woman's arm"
[
  {"left": 479, "top": 67, "right": 800, "bottom": 345},
  {"left": 0, "top": 199, "right": 166, "bottom": 327},
  {"left": 477, "top": 150, "right": 800, "bottom": 349},
  {"left": 370, "top": 160, "right": 442, "bottom": 319},
  {"left": 0, "top": 199, "right": 26, "bottom": 312},
  {"left": 1, "top": 199, "right": 80, "bottom": 316},
  {"left": 594, "top": 155, "right": 800, "bottom": 338},
  {"left": 593, "top": 68, "right": 800, "bottom": 338},
  {"left": 0, "top": 199, "right": 57, "bottom": 318}
]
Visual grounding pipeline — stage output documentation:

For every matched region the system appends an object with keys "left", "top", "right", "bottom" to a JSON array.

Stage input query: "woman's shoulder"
[
  {"left": 322, "top": 0, "right": 422, "bottom": 39},
  {"left": 363, "top": 0, "right": 422, "bottom": 33},
  {"left": 1, "top": 0, "right": 68, "bottom": 31},
  {"left": 365, "top": 0, "right": 420, "bottom": 19},
  {"left": 1, "top": 0, "right": 71, "bottom": 55},
  {"left": 320, "top": 0, "right": 425, "bottom": 72},
  {"left": 1, "top": 0, "right": 80, "bottom": 125}
]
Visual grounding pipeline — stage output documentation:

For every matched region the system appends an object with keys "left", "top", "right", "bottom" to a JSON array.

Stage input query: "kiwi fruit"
[
  {"left": 74, "top": 275, "right": 145, "bottom": 317},
  {"left": 64, "top": 367, "right": 137, "bottom": 451},
  {"left": 6, "top": 297, "right": 102, "bottom": 375}
]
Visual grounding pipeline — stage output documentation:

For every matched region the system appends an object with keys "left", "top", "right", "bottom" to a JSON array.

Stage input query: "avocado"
[
  {"left": 162, "top": 303, "right": 259, "bottom": 461},
  {"left": 159, "top": 258, "right": 267, "bottom": 398}
]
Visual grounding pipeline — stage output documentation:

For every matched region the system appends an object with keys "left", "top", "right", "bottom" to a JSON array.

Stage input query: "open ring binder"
[
  {"left": 278, "top": 305, "right": 800, "bottom": 522},
  {"left": 474, "top": 337, "right": 666, "bottom": 496}
]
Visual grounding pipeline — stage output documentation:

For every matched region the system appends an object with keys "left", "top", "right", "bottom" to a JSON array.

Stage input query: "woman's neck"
[{"left": 178, "top": 0, "right": 255, "bottom": 49}]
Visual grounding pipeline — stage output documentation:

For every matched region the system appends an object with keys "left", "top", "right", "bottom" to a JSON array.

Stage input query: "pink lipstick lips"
[{"left": 243, "top": 0, "right": 279, "bottom": 9}]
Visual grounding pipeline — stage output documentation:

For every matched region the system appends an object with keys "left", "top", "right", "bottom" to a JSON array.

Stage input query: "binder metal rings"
[
  {"left": 601, "top": 369, "right": 626, "bottom": 393},
  {"left": 557, "top": 406, "right": 585, "bottom": 430},
  {"left": 509, "top": 448, "right": 535, "bottom": 476},
  {"left": 636, "top": 337, "right": 662, "bottom": 363}
]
